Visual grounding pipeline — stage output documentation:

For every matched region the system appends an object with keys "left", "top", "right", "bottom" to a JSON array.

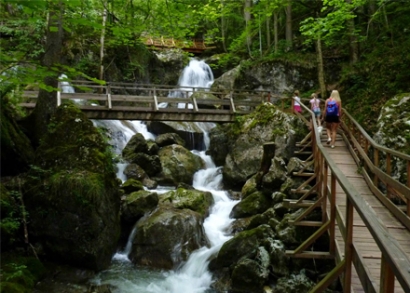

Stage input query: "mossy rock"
[
  {"left": 160, "top": 188, "right": 214, "bottom": 217},
  {"left": 0, "top": 95, "right": 35, "bottom": 176},
  {"left": 121, "top": 179, "right": 144, "bottom": 194},
  {"left": 230, "top": 191, "right": 272, "bottom": 219},
  {"left": 34, "top": 104, "right": 115, "bottom": 176},
  {"left": 25, "top": 104, "right": 121, "bottom": 271}
]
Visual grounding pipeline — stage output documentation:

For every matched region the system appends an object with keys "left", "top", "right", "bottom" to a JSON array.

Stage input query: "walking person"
[
  {"left": 293, "top": 90, "right": 302, "bottom": 113},
  {"left": 310, "top": 93, "right": 321, "bottom": 126},
  {"left": 324, "top": 90, "right": 342, "bottom": 148}
]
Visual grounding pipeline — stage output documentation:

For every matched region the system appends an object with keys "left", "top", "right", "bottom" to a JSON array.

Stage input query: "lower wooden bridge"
[
  {"left": 21, "top": 81, "right": 272, "bottom": 122},
  {"left": 20, "top": 84, "right": 410, "bottom": 292}
]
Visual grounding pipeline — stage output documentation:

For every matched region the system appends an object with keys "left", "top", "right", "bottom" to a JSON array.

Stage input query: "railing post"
[
  {"left": 153, "top": 87, "right": 158, "bottom": 111},
  {"left": 107, "top": 84, "right": 112, "bottom": 109},
  {"left": 344, "top": 197, "right": 353, "bottom": 293},
  {"left": 407, "top": 161, "right": 410, "bottom": 216},
  {"left": 329, "top": 171, "right": 336, "bottom": 256},
  {"left": 229, "top": 91, "right": 236, "bottom": 113},
  {"left": 386, "top": 153, "right": 391, "bottom": 198},
  {"left": 57, "top": 82, "right": 61, "bottom": 106},
  {"left": 380, "top": 255, "right": 394, "bottom": 293},
  {"left": 373, "top": 148, "right": 379, "bottom": 187}
]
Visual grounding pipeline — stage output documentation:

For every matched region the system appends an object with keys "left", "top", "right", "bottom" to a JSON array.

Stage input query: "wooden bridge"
[
  {"left": 143, "top": 36, "right": 216, "bottom": 53},
  {"left": 285, "top": 101, "right": 410, "bottom": 293},
  {"left": 21, "top": 81, "right": 272, "bottom": 122},
  {"left": 20, "top": 84, "right": 410, "bottom": 292}
]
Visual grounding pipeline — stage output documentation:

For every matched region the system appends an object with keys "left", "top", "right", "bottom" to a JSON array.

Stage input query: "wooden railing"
[
  {"left": 20, "top": 81, "right": 278, "bottom": 122},
  {"left": 342, "top": 111, "right": 410, "bottom": 224},
  {"left": 284, "top": 98, "right": 410, "bottom": 293},
  {"left": 143, "top": 36, "right": 216, "bottom": 52}
]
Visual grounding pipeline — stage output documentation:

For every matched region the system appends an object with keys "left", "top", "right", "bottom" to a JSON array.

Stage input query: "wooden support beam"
[{"left": 308, "top": 259, "right": 346, "bottom": 293}]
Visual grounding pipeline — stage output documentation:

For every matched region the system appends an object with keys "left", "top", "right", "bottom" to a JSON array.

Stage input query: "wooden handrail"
[
  {"left": 289, "top": 101, "right": 410, "bottom": 292},
  {"left": 342, "top": 110, "right": 410, "bottom": 220}
]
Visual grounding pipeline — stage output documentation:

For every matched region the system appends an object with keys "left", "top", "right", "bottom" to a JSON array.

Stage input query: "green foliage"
[
  {"left": 49, "top": 171, "right": 106, "bottom": 206},
  {"left": 0, "top": 255, "right": 47, "bottom": 293}
]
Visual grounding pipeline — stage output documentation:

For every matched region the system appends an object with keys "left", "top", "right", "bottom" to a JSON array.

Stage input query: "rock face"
[
  {"left": 0, "top": 96, "right": 35, "bottom": 176},
  {"left": 129, "top": 206, "right": 208, "bottom": 269},
  {"left": 373, "top": 93, "right": 410, "bottom": 185},
  {"left": 148, "top": 121, "right": 207, "bottom": 150},
  {"left": 211, "top": 61, "right": 316, "bottom": 96},
  {"left": 208, "top": 103, "right": 306, "bottom": 189},
  {"left": 25, "top": 104, "right": 121, "bottom": 271}
]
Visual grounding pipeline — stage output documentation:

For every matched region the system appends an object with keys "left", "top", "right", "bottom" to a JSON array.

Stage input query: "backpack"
[{"left": 326, "top": 99, "right": 338, "bottom": 117}]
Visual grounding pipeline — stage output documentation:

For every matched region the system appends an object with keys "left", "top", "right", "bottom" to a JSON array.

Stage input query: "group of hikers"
[{"left": 292, "top": 89, "right": 342, "bottom": 149}]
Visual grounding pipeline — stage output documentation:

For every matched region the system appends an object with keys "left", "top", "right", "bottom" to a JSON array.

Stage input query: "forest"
[
  {"left": 1, "top": 0, "right": 409, "bottom": 132},
  {"left": 1, "top": 1, "right": 409, "bottom": 292}
]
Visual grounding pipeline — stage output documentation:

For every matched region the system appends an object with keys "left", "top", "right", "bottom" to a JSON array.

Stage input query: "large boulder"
[
  {"left": 373, "top": 93, "right": 410, "bottom": 185},
  {"left": 160, "top": 188, "right": 214, "bottom": 218},
  {"left": 147, "top": 121, "right": 215, "bottom": 150},
  {"left": 122, "top": 133, "right": 149, "bottom": 160},
  {"left": 0, "top": 94, "right": 35, "bottom": 176},
  {"left": 121, "top": 190, "right": 159, "bottom": 224},
  {"left": 211, "top": 225, "right": 288, "bottom": 292},
  {"left": 230, "top": 191, "right": 272, "bottom": 219},
  {"left": 216, "top": 104, "right": 305, "bottom": 189},
  {"left": 25, "top": 104, "right": 121, "bottom": 271},
  {"left": 129, "top": 206, "right": 209, "bottom": 269},
  {"left": 156, "top": 144, "right": 205, "bottom": 185}
]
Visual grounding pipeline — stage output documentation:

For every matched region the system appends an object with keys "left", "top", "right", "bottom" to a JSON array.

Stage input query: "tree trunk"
[
  {"left": 346, "top": 0, "right": 359, "bottom": 63},
  {"left": 31, "top": 0, "right": 64, "bottom": 144},
  {"left": 244, "top": 0, "right": 252, "bottom": 57},
  {"left": 99, "top": 5, "right": 107, "bottom": 82},
  {"left": 285, "top": 0, "right": 292, "bottom": 50},
  {"left": 220, "top": 1, "right": 227, "bottom": 52},
  {"left": 265, "top": 3, "right": 271, "bottom": 50},
  {"left": 274, "top": 12, "right": 278, "bottom": 53},
  {"left": 316, "top": 37, "right": 326, "bottom": 99}
]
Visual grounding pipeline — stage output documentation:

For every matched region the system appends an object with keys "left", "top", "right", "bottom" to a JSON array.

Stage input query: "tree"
[{"left": 30, "top": 0, "right": 65, "bottom": 144}]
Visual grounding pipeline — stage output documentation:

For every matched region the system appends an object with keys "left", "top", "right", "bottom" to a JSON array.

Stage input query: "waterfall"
[{"left": 88, "top": 59, "right": 236, "bottom": 293}]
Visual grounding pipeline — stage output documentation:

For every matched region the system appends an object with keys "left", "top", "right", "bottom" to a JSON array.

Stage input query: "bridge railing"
[
  {"left": 341, "top": 111, "right": 410, "bottom": 224},
  {"left": 21, "top": 81, "right": 283, "bottom": 121},
  {"left": 286, "top": 99, "right": 410, "bottom": 293}
]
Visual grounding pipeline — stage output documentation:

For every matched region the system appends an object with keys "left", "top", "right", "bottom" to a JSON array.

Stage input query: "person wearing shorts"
[
  {"left": 293, "top": 90, "right": 302, "bottom": 113},
  {"left": 310, "top": 93, "right": 321, "bottom": 126},
  {"left": 324, "top": 90, "right": 342, "bottom": 148}
]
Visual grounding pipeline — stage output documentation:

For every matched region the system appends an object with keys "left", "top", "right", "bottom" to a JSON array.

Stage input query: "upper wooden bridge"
[
  {"left": 143, "top": 36, "right": 216, "bottom": 54},
  {"left": 20, "top": 84, "right": 410, "bottom": 292},
  {"left": 21, "top": 81, "right": 273, "bottom": 122}
]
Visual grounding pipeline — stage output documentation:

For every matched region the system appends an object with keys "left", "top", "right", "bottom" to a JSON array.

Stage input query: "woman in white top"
[
  {"left": 293, "top": 90, "right": 302, "bottom": 113},
  {"left": 309, "top": 93, "right": 321, "bottom": 126}
]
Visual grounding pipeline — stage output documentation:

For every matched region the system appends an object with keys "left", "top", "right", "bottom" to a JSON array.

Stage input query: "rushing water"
[{"left": 68, "top": 59, "right": 237, "bottom": 292}]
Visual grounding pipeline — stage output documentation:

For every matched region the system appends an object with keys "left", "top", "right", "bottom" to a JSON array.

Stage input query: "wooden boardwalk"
[{"left": 323, "top": 133, "right": 410, "bottom": 293}]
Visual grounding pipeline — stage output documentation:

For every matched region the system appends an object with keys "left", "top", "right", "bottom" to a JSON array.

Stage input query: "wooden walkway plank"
[{"left": 324, "top": 133, "right": 410, "bottom": 293}]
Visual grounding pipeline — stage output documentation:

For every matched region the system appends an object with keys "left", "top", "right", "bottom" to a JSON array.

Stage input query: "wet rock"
[
  {"left": 25, "top": 104, "right": 121, "bottom": 271},
  {"left": 121, "top": 190, "right": 159, "bottom": 224},
  {"left": 122, "top": 133, "right": 149, "bottom": 160},
  {"left": 156, "top": 144, "right": 205, "bottom": 185},
  {"left": 160, "top": 187, "right": 214, "bottom": 218},
  {"left": 155, "top": 132, "right": 186, "bottom": 147},
  {"left": 230, "top": 191, "right": 272, "bottom": 218},
  {"left": 129, "top": 206, "right": 209, "bottom": 269}
]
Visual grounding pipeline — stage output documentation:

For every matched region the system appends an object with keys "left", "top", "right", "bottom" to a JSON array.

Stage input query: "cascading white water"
[{"left": 87, "top": 59, "right": 236, "bottom": 293}]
